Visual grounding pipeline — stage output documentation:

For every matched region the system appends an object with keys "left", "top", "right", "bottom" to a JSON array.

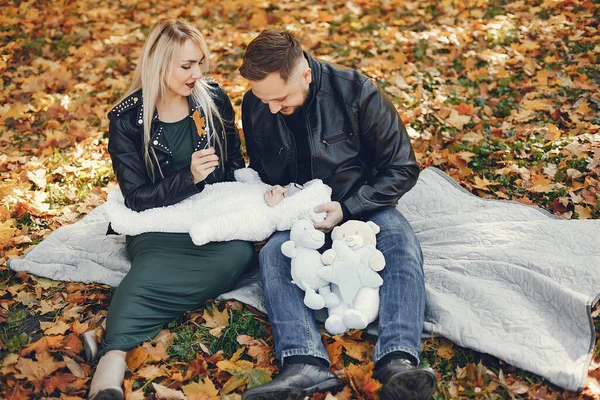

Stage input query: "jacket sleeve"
[
  {"left": 107, "top": 113, "right": 201, "bottom": 212},
  {"left": 213, "top": 83, "right": 245, "bottom": 181},
  {"left": 241, "top": 92, "right": 269, "bottom": 182},
  {"left": 341, "top": 78, "right": 420, "bottom": 218}
]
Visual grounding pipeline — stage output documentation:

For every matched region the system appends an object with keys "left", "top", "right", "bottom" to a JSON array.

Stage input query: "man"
[{"left": 239, "top": 29, "right": 437, "bottom": 400}]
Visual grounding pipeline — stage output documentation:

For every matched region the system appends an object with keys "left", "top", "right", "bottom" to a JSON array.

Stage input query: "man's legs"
[
  {"left": 258, "top": 230, "right": 329, "bottom": 363},
  {"left": 368, "top": 208, "right": 436, "bottom": 399},
  {"left": 369, "top": 207, "right": 425, "bottom": 363},
  {"left": 243, "top": 230, "right": 343, "bottom": 399}
]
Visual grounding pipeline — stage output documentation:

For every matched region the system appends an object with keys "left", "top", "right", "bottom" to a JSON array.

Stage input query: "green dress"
[{"left": 101, "top": 117, "right": 254, "bottom": 355}]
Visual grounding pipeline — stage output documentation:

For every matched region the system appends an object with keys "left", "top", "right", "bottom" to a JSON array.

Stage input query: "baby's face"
[{"left": 264, "top": 185, "right": 290, "bottom": 207}]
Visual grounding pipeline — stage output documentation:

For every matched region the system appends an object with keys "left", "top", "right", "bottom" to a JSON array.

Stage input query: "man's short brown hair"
[{"left": 239, "top": 29, "right": 304, "bottom": 82}]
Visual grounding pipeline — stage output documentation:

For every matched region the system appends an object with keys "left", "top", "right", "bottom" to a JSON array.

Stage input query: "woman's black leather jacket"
[{"left": 108, "top": 79, "right": 244, "bottom": 212}]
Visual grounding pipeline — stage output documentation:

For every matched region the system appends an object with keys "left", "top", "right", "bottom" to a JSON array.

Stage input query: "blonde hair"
[{"left": 116, "top": 19, "right": 225, "bottom": 180}]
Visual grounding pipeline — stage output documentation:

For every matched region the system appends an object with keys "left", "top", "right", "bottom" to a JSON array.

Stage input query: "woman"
[{"left": 88, "top": 19, "right": 254, "bottom": 399}]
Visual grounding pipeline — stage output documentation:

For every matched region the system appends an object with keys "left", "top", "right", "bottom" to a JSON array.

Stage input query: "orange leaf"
[
  {"left": 237, "top": 335, "right": 273, "bottom": 366},
  {"left": 342, "top": 340, "right": 370, "bottom": 362},
  {"left": 326, "top": 338, "right": 344, "bottom": 370},
  {"left": 126, "top": 346, "right": 149, "bottom": 372},
  {"left": 14, "top": 352, "right": 61, "bottom": 382},
  {"left": 63, "top": 333, "right": 83, "bottom": 354},
  {"left": 456, "top": 102, "right": 475, "bottom": 116},
  {"left": 21, "top": 335, "right": 65, "bottom": 356},
  {"left": 192, "top": 110, "right": 206, "bottom": 137}
]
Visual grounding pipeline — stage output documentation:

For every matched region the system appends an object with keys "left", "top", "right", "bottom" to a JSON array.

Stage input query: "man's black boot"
[
  {"left": 373, "top": 358, "right": 437, "bottom": 400},
  {"left": 242, "top": 361, "right": 344, "bottom": 400}
]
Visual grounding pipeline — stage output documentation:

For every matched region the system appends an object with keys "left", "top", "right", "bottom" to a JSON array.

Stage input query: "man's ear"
[{"left": 303, "top": 68, "right": 312, "bottom": 85}]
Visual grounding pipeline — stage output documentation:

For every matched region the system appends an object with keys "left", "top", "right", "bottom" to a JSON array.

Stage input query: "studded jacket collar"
[{"left": 107, "top": 79, "right": 245, "bottom": 212}]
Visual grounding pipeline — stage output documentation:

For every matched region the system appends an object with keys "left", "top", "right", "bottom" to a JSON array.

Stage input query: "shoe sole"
[
  {"left": 243, "top": 378, "right": 345, "bottom": 400},
  {"left": 89, "top": 388, "right": 123, "bottom": 400},
  {"left": 380, "top": 368, "right": 437, "bottom": 400}
]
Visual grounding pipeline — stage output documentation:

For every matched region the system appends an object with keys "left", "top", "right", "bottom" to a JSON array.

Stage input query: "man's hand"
[
  {"left": 313, "top": 201, "right": 343, "bottom": 232},
  {"left": 190, "top": 147, "right": 219, "bottom": 184}
]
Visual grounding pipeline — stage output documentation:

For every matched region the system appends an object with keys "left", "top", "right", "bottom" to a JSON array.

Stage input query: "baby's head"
[{"left": 264, "top": 183, "right": 302, "bottom": 207}]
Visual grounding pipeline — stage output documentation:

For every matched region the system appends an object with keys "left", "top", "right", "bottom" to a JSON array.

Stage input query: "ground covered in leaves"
[{"left": 1, "top": 0, "right": 599, "bottom": 399}]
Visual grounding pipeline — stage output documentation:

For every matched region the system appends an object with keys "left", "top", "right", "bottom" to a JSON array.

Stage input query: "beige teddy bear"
[{"left": 317, "top": 220, "right": 385, "bottom": 334}]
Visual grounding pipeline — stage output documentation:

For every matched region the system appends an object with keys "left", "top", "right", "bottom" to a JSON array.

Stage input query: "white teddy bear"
[
  {"left": 317, "top": 220, "right": 385, "bottom": 335},
  {"left": 281, "top": 219, "right": 339, "bottom": 310}
]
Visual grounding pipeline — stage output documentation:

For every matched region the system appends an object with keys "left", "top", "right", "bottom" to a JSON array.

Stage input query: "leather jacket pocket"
[{"left": 321, "top": 132, "right": 352, "bottom": 145}]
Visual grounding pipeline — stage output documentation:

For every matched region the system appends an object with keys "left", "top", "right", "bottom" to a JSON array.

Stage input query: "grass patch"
[{"left": 168, "top": 306, "right": 271, "bottom": 362}]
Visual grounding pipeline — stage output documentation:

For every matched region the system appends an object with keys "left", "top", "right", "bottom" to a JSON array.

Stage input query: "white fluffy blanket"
[
  {"left": 8, "top": 167, "right": 600, "bottom": 391},
  {"left": 104, "top": 168, "right": 331, "bottom": 246}
]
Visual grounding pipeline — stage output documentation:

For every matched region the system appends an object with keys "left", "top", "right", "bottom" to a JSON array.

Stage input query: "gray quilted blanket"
[{"left": 8, "top": 167, "right": 599, "bottom": 391}]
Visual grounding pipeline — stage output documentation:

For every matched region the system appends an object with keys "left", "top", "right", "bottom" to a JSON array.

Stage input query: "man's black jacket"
[{"left": 242, "top": 54, "right": 420, "bottom": 219}]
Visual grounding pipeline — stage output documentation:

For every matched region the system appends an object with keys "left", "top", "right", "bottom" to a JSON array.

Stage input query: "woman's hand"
[{"left": 190, "top": 147, "right": 219, "bottom": 184}]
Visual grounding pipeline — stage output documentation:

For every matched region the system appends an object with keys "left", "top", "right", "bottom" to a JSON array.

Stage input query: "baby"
[
  {"left": 105, "top": 168, "right": 331, "bottom": 246},
  {"left": 264, "top": 183, "right": 303, "bottom": 207}
]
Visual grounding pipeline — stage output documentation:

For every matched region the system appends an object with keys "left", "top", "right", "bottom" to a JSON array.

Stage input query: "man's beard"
[{"left": 280, "top": 86, "right": 310, "bottom": 115}]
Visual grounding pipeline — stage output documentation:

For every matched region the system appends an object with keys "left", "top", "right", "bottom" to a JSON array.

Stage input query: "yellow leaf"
[
  {"left": 473, "top": 176, "right": 492, "bottom": 191},
  {"left": 203, "top": 307, "right": 229, "bottom": 328},
  {"left": 436, "top": 341, "right": 455, "bottom": 360},
  {"left": 137, "top": 364, "right": 167, "bottom": 380},
  {"left": 510, "top": 109, "right": 536, "bottom": 122},
  {"left": 574, "top": 205, "right": 592, "bottom": 219},
  {"left": 36, "top": 300, "right": 62, "bottom": 315},
  {"left": 209, "top": 326, "right": 224, "bottom": 338},
  {"left": 535, "top": 69, "right": 550, "bottom": 86},
  {"left": 544, "top": 123, "right": 561, "bottom": 141},
  {"left": 40, "top": 320, "right": 70, "bottom": 335},
  {"left": 142, "top": 341, "right": 170, "bottom": 362},
  {"left": 15, "top": 290, "right": 37, "bottom": 306},
  {"left": 528, "top": 175, "right": 554, "bottom": 193},
  {"left": 523, "top": 99, "right": 550, "bottom": 111},
  {"left": 0, "top": 104, "right": 33, "bottom": 121},
  {"left": 30, "top": 276, "right": 60, "bottom": 289},
  {"left": 182, "top": 378, "right": 220, "bottom": 400},
  {"left": 0, "top": 219, "right": 17, "bottom": 244}
]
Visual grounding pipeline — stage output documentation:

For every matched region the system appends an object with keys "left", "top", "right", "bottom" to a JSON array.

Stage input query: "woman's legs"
[
  {"left": 88, "top": 350, "right": 126, "bottom": 399},
  {"left": 89, "top": 234, "right": 253, "bottom": 398}
]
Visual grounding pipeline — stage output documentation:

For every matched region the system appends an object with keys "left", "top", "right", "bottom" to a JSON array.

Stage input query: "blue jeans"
[{"left": 259, "top": 207, "right": 425, "bottom": 366}]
